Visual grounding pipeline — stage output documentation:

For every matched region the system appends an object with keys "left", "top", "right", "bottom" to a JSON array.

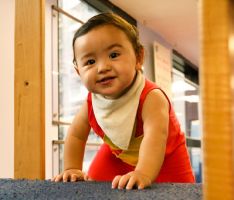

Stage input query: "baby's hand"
[
  {"left": 112, "top": 171, "right": 152, "bottom": 190},
  {"left": 51, "top": 169, "right": 88, "bottom": 182}
]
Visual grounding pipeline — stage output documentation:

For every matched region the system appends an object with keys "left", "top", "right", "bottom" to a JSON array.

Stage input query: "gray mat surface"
[{"left": 0, "top": 179, "right": 202, "bottom": 200}]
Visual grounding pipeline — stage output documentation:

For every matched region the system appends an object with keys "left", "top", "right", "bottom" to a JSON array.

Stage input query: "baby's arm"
[
  {"left": 52, "top": 101, "right": 91, "bottom": 182},
  {"left": 112, "top": 89, "right": 169, "bottom": 189}
]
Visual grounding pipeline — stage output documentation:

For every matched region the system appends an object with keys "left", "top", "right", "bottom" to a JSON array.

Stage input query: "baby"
[{"left": 52, "top": 12, "right": 195, "bottom": 190}]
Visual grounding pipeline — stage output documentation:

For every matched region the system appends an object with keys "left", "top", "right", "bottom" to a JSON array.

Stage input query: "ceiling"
[{"left": 109, "top": 0, "right": 199, "bottom": 67}]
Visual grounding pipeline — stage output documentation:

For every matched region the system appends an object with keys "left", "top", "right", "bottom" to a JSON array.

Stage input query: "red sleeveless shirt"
[{"left": 87, "top": 78, "right": 195, "bottom": 182}]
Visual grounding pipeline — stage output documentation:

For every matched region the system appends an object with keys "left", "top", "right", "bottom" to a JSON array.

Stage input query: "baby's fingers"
[
  {"left": 112, "top": 175, "right": 121, "bottom": 189},
  {"left": 70, "top": 174, "right": 79, "bottom": 182},
  {"left": 113, "top": 174, "right": 131, "bottom": 189},
  {"left": 118, "top": 175, "right": 131, "bottom": 189},
  {"left": 52, "top": 174, "right": 63, "bottom": 182},
  {"left": 84, "top": 173, "right": 92, "bottom": 181},
  {"left": 137, "top": 182, "right": 145, "bottom": 190},
  {"left": 63, "top": 172, "right": 70, "bottom": 182},
  {"left": 126, "top": 176, "right": 137, "bottom": 190}
]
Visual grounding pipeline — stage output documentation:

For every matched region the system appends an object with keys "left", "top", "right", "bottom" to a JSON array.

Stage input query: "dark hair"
[{"left": 72, "top": 12, "right": 143, "bottom": 65}]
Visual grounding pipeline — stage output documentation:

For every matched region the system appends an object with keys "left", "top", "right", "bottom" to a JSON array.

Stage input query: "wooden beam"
[
  {"left": 14, "top": 0, "right": 45, "bottom": 179},
  {"left": 200, "top": 0, "right": 234, "bottom": 199}
]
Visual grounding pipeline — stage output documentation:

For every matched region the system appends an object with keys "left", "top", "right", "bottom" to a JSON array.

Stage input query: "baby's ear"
[
  {"left": 74, "top": 65, "right": 80, "bottom": 75},
  {"left": 136, "top": 48, "right": 145, "bottom": 70}
]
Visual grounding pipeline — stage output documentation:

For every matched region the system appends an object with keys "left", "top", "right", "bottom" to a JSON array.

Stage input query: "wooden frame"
[
  {"left": 200, "top": 0, "right": 234, "bottom": 199},
  {"left": 14, "top": 0, "right": 45, "bottom": 179}
]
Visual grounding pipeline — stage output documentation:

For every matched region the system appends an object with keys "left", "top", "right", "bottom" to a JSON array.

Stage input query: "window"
[{"left": 172, "top": 51, "right": 202, "bottom": 182}]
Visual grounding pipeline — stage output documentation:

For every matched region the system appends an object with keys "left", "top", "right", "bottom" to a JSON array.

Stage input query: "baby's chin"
[{"left": 92, "top": 90, "right": 124, "bottom": 99}]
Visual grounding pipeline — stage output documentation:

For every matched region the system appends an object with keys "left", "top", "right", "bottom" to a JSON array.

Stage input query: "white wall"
[
  {"left": 138, "top": 22, "right": 172, "bottom": 81},
  {"left": 0, "top": 0, "right": 15, "bottom": 178}
]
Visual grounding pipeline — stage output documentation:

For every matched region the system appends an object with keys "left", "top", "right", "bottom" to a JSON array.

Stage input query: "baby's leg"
[{"left": 88, "top": 143, "right": 133, "bottom": 181}]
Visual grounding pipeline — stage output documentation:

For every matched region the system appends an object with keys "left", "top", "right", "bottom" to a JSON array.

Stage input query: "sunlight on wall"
[{"left": 0, "top": 0, "right": 15, "bottom": 178}]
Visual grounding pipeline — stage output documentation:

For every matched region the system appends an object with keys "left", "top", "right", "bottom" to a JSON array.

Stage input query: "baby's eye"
[
  {"left": 109, "top": 52, "right": 120, "bottom": 59},
  {"left": 86, "top": 59, "right": 95, "bottom": 65}
]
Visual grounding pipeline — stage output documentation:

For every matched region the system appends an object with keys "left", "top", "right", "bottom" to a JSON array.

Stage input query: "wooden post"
[
  {"left": 200, "top": 0, "right": 234, "bottom": 199},
  {"left": 14, "top": 0, "right": 45, "bottom": 179}
]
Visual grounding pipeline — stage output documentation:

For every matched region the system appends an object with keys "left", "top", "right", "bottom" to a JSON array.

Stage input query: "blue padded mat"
[{"left": 0, "top": 179, "right": 202, "bottom": 200}]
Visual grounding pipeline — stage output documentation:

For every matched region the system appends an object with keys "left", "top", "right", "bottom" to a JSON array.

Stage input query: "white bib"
[{"left": 92, "top": 71, "right": 145, "bottom": 150}]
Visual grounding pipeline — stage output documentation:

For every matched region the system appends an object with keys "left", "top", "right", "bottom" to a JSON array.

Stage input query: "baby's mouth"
[{"left": 97, "top": 76, "right": 115, "bottom": 83}]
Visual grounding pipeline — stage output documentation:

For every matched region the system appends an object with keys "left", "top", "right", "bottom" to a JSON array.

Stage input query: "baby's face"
[{"left": 74, "top": 25, "right": 142, "bottom": 99}]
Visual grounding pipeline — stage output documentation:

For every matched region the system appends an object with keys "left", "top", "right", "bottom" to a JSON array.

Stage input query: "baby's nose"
[{"left": 97, "top": 63, "right": 112, "bottom": 73}]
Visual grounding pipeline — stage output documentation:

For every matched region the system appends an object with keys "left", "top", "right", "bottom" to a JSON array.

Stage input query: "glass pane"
[
  {"left": 172, "top": 68, "right": 202, "bottom": 182},
  {"left": 171, "top": 69, "right": 200, "bottom": 138},
  {"left": 58, "top": 0, "right": 99, "bottom": 23},
  {"left": 190, "top": 147, "right": 202, "bottom": 183}
]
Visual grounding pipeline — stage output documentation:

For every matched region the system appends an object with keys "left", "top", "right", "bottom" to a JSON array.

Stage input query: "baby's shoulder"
[{"left": 142, "top": 89, "right": 170, "bottom": 115}]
